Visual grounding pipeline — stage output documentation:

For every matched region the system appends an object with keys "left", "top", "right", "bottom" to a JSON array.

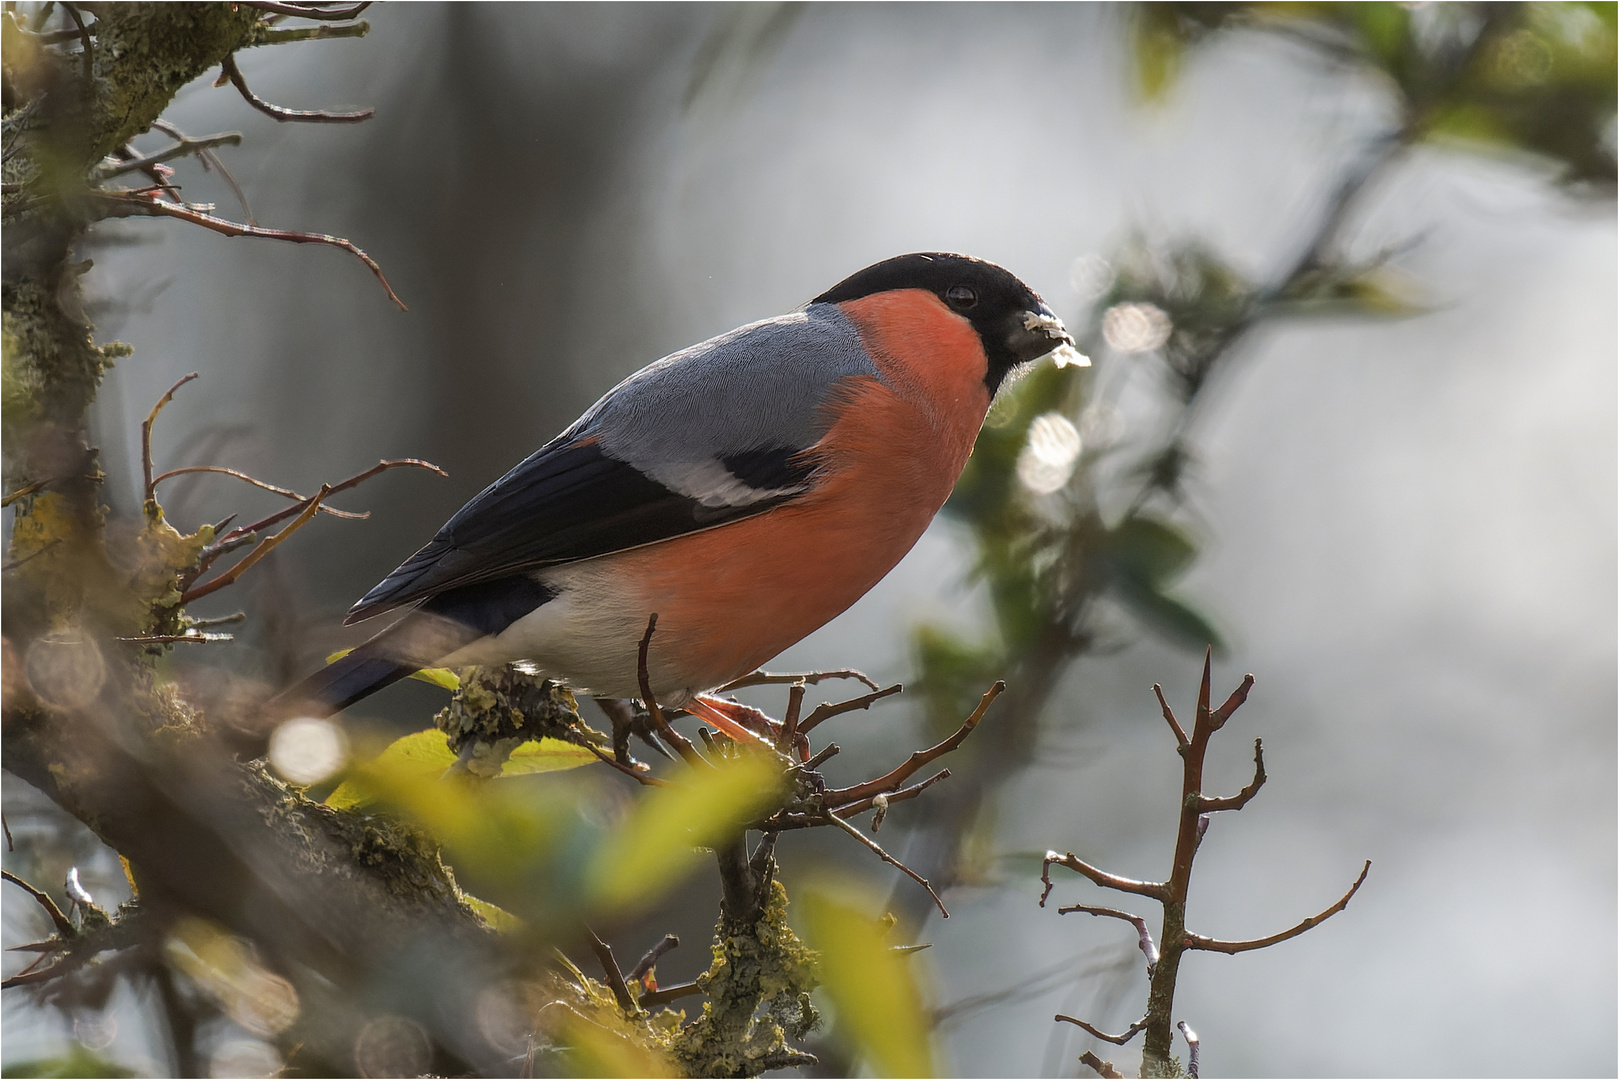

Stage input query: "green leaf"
[
  {"left": 501, "top": 738, "right": 597, "bottom": 776},
  {"left": 327, "top": 648, "right": 459, "bottom": 690},
  {"left": 800, "top": 890, "right": 934, "bottom": 1078},
  {"left": 325, "top": 728, "right": 455, "bottom": 810},
  {"left": 1112, "top": 576, "right": 1224, "bottom": 653},
  {"left": 1104, "top": 515, "right": 1198, "bottom": 583},
  {"left": 586, "top": 753, "right": 785, "bottom": 913}
]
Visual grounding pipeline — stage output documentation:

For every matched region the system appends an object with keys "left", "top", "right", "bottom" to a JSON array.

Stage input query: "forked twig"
[
  {"left": 180, "top": 485, "right": 330, "bottom": 603},
  {"left": 241, "top": 1, "right": 373, "bottom": 18},
  {"left": 823, "top": 681, "right": 1001, "bottom": 804}
]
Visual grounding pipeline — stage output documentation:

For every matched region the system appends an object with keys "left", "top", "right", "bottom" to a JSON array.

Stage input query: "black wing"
[{"left": 344, "top": 438, "right": 817, "bottom": 624}]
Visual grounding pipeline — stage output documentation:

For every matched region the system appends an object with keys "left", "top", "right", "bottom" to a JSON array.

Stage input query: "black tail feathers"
[{"left": 274, "top": 645, "right": 418, "bottom": 720}]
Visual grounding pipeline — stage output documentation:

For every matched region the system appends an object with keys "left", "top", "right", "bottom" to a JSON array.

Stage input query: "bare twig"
[
  {"left": 154, "top": 466, "right": 368, "bottom": 519},
  {"left": 1079, "top": 1050, "right": 1124, "bottom": 1078},
  {"left": 823, "top": 681, "right": 1000, "bottom": 804},
  {"left": 221, "top": 54, "right": 374, "bottom": 123},
  {"left": 636, "top": 615, "right": 707, "bottom": 768},
  {"left": 585, "top": 743, "right": 670, "bottom": 788},
  {"left": 629, "top": 935, "right": 679, "bottom": 982},
  {"left": 716, "top": 668, "right": 881, "bottom": 693},
  {"left": 2, "top": 479, "right": 53, "bottom": 507},
  {"left": 822, "top": 810, "right": 948, "bottom": 919},
  {"left": 1178, "top": 1020, "right": 1200, "bottom": 1079},
  {"left": 830, "top": 768, "right": 951, "bottom": 819},
  {"left": 1185, "top": 861, "right": 1371, "bottom": 954},
  {"left": 99, "top": 192, "right": 405, "bottom": 310},
  {"left": 3, "top": 539, "right": 60, "bottom": 573},
  {"left": 1040, "top": 851, "right": 1167, "bottom": 905},
  {"left": 1209, "top": 673, "right": 1256, "bottom": 730},
  {"left": 200, "top": 458, "right": 444, "bottom": 568},
  {"left": 1153, "top": 682, "right": 1189, "bottom": 749},
  {"left": 1057, "top": 904, "right": 1159, "bottom": 977},
  {"left": 180, "top": 484, "right": 329, "bottom": 603},
  {"left": 241, "top": 0, "right": 373, "bottom": 18},
  {"left": 804, "top": 744, "right": 839, "bottom": 770},
  {"left": 1197, "top": 738, "right": 1266, "bottom": 813},
  {"left": 796, "top": 683, "right": 904, "bottom": 735},
  {"left": 97, "top": 132, "right": 242, "bottom": 179},
  {"left": 1, "top": 870, "right": 75, "bottom": 938},
  {"left": 584, "top": 927, "right": 636, "bottom": 1014},
  {"left": 115, "top": 633, "right": 233, "bottom": 645},
  {"left": 142, "top": 372, "right": 199, "bottom": 503},
  {"left": 61, "top": 3, "right": 92, "bottom": 85},
  {"left": 1054, "top": 1014, "right": 1147, "bottom": 1046},
  {"left": 151, "top": 119, "right": 255, "bottom": 224},
  {"left": 640, "top": 980, "right": 703, "bottom": 1008}
]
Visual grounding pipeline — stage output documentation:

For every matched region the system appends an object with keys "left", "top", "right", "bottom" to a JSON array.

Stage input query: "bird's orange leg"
[{"left": 686, "top": 695, "right": 777, "bottom": 749}]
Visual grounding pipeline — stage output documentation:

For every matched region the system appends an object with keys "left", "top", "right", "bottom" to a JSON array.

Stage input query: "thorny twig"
[
  {"left": 1040, "top": 654, "right": 1370, "bottom": 1073},
  {"left": 98, "top": 191, "right": 406, "bottom": 310},
  {"left": 1, "top": 870, "right": 76, "bottom": 938},
  {"left": 221, "top": 53, "right": 374, "bottom": 124}
]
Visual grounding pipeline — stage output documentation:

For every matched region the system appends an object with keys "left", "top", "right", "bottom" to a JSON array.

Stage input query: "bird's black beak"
[{"left": 1006, "top": 300, "right": 1088, "bottom": 369}]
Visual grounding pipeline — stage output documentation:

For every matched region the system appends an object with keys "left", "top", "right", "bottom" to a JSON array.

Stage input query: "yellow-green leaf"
[
  {"left": 325, "top": 728, "right": 455, "bottom": 810},
  {"left": 800, "top": 890, "right": 934, "bottom": 1078},
  {"left": 463, "top": 894, "right": 523, "bottom": 933},
  {"left": 326, "top": 649, "right": 459, "bottom": 690},
  {"left": 586, "top": 753, "right": 784, "bottom": 913},
  {"left": 501, "top": 738, "right": 597, "bottom": 776}
]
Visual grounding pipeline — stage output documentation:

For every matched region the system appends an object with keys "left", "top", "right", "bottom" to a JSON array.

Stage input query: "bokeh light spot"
[
  {"left": 1069, "top": 253, "right": 1116, "bottom": 300},
  {"left": 1017, "top": 412, "right": 1082, "bottom": 495},
  {"left": 354, "top": 1015, "right": 432, "bottom": 1078},
  {"left": 1102, "top": 301, "right": 1173, "bottom": 353},
  {"left": 24, "top": 634, "right": 106, "bottom": 711},
  {"left": 269, "top": 717, "right": 348, "bottom": 786}
]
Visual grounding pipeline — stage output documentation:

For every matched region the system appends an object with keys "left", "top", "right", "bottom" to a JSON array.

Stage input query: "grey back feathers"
[{"left": 582, "top": 303, "right": 875, "bottom": 500}]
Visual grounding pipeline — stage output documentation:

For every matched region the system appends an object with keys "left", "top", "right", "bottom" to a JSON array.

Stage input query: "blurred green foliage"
[
  {"left": 800, "top": 892, "right": 934, "bottom": 1078},
  {"left": 907, "top": 0, "right": 1615, "bottom": 898}
]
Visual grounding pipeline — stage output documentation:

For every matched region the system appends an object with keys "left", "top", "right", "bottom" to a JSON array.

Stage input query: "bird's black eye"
[{"left": 945, "top": 284, "right": 978, "bottom": 309}]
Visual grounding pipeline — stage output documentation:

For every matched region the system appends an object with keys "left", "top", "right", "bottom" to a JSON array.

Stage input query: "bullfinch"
[{"left": 281, "top": 253, "right": 1081, "bottom": 739}]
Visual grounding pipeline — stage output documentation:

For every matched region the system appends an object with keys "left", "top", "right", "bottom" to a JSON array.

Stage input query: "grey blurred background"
[{"left": 5, "top": 4, "right": 1613, "bottom": 1076}]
